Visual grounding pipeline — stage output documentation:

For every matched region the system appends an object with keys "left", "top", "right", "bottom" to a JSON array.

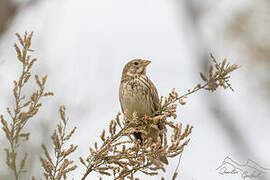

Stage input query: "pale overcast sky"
[{"left": 0, "top": 0, "right": 269, "bottom": 180}]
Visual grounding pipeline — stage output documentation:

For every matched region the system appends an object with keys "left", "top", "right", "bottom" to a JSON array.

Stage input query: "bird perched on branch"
[{"left": 119, "top": 59, "right": 168, "bottom": 164}]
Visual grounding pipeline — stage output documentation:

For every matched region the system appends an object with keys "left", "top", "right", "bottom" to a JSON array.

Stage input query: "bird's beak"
[{"left": 143, "top": 60, "right": 151, "bottom": 67}]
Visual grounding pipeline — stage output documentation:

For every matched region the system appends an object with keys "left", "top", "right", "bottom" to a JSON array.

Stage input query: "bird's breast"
[{"left": 120, "top": 80, "right": 153, "bottom": 118}]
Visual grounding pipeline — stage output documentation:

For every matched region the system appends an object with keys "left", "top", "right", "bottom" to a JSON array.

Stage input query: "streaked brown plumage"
[
  {"left": 119, "top": 59, "right": 159, "bottom": 120},
  {"left": 119, "top": 59, "right": 168, "bottom": 164}
]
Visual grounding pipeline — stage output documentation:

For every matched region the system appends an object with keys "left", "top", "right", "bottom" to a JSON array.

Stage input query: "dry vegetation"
[
  {"left": 1, "top": 32, "right": 54, "bottom": 180},
  {"left": 40, "top": 105, "right": 78, "bottom": 180},
  {"left": 1, "top": 32, "right": 239, "bottom": 180}
]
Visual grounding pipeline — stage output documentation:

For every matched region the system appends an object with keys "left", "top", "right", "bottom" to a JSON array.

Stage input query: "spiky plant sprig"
[
  {"left": 40, "top": 106, "right": 78, "bottom": 180},
  {"left": 1, "top": 32, "right": 53, "bottom": 180}
]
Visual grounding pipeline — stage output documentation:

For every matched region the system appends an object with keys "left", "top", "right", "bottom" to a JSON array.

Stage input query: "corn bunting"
[{"left": 119, "top": 59, "right": 168, "bottom": 164}]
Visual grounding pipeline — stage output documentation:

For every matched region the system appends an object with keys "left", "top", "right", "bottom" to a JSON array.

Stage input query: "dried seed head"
[{"left": 200, "top": 72, "right": 208, "bottom": 82}]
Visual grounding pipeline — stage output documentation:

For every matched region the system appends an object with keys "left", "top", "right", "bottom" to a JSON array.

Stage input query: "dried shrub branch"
[
  {"left": 158, "top": 53, "right": 240, "bottom": 115},
  {"left": 80, "top": 106, "right": 192, "bottom": 180},
  {"left": 1, "top": 32, "right": 53, "bottom": 180},
  {"left": 40, "top": 106, "right": 78, "bottom": 180},
  {"left": 80, "top": 55, "right": 240, "bottom": 180}
]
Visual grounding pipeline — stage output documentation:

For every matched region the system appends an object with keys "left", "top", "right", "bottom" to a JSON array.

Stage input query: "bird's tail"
[
  {"left": 134, "top": 131, "right": 168, "bottom": 165},
  {"left": 134, "top": 132, "right": 143, "bottom": 145}
]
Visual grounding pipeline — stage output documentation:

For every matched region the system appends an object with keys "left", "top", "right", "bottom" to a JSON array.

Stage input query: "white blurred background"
[{"left": 0, "top": 0, "right": 270, "bottom": 179}]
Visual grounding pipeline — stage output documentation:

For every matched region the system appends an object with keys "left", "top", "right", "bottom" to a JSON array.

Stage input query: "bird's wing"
[
  {"left": 119, "top": 82, "right": 124, "bottom": 113},
  {"left": 144, "top": 76, "right": 160, "bottom": 112}
]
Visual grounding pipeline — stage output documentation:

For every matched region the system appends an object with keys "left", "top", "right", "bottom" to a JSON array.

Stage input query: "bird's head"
[{"left": 122, "top": 59, "right": 151, "bottom": 78}]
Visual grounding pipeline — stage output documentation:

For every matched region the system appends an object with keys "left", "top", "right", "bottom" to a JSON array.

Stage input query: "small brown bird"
[{"left": 119, "top": 59, "right": 168, "bottom": 164}]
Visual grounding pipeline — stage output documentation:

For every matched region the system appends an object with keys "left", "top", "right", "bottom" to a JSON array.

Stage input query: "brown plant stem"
[
  {"left": 81, "top": 128, "right": 126, "bottom": 180},
  {"left": 160, "top": 82, "right": 209, "bottom": 113}
]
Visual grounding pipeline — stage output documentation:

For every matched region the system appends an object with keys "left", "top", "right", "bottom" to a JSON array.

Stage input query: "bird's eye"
[{"left": 134, "top": 62, "right": 139, "bottom": 65}]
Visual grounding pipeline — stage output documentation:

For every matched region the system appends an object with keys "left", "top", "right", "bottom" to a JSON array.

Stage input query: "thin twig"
[{"left": 172, "top": 153, "right": 182, "bottom": 180}]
